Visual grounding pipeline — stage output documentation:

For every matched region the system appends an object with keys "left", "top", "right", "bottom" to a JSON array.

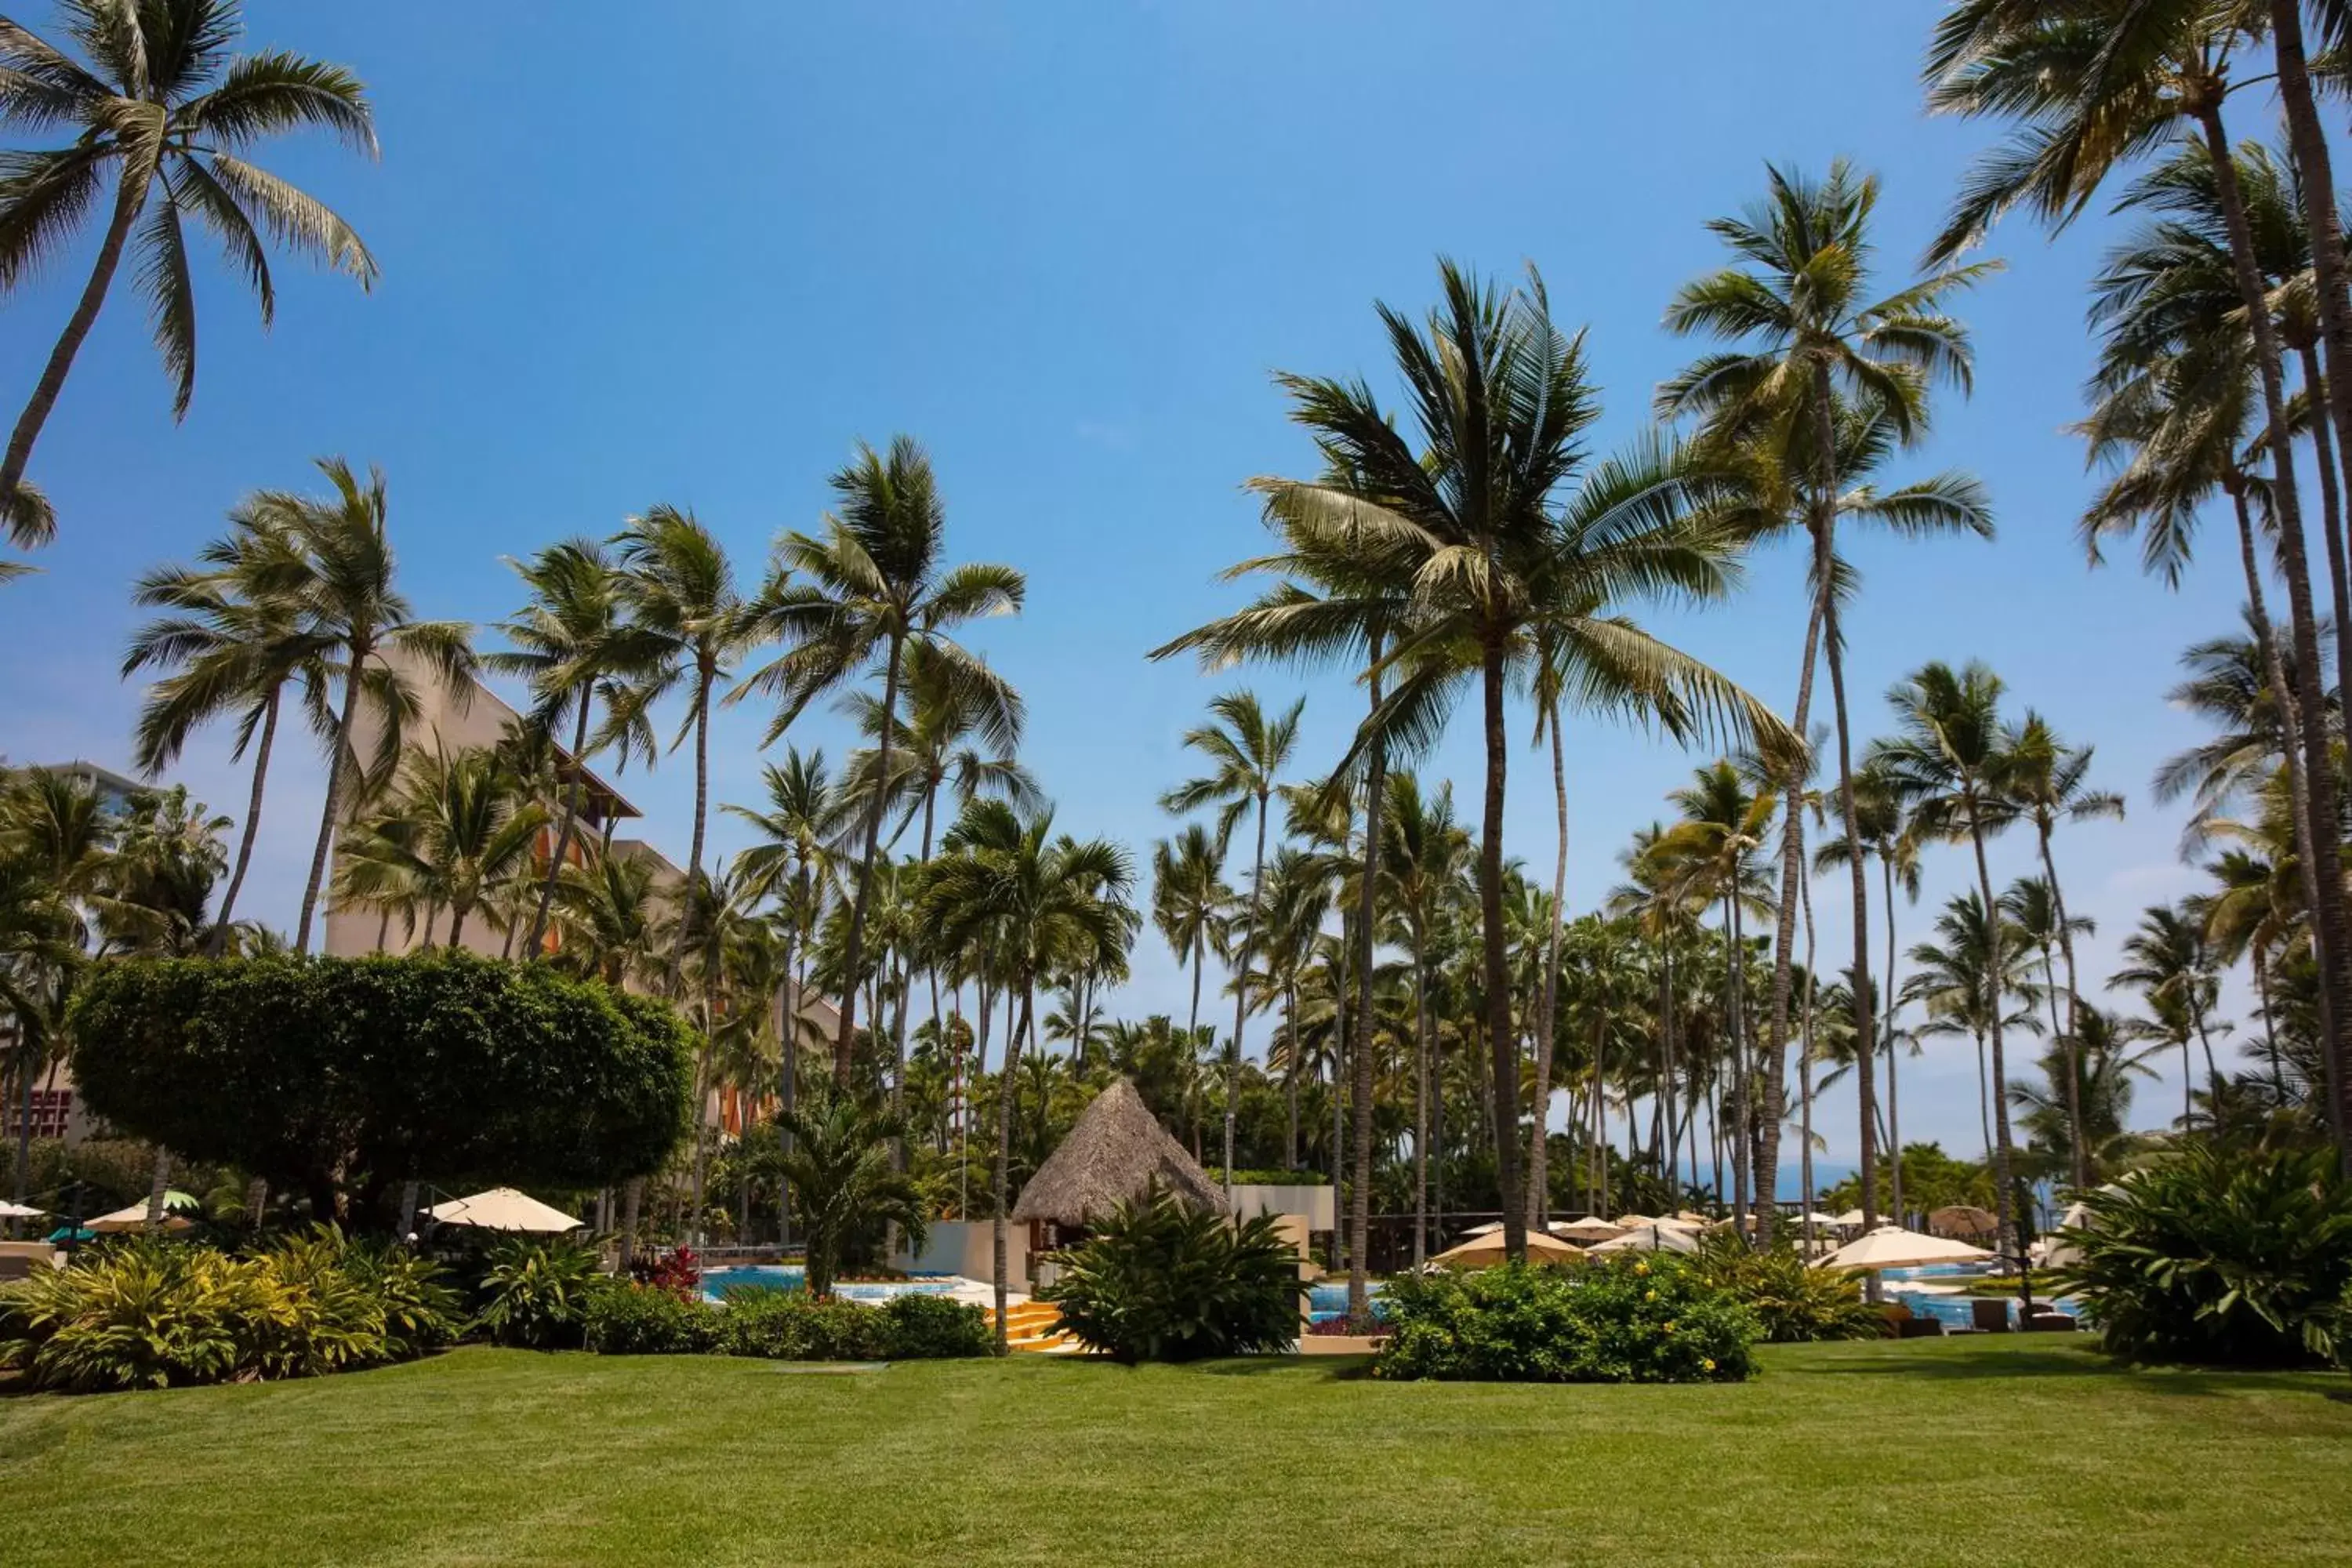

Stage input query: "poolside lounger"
[{"left": 1969, "top": 1298, "right": 2011, "bottom": 1334}]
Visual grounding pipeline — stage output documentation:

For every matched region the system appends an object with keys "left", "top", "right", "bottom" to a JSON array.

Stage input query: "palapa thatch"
[
  {"left": 1011, "top": 1077, "right": 1224, "bottom": 1226},
  {"left": 1926, "top": 1203, "right": 2000, "bottom": 1240}
]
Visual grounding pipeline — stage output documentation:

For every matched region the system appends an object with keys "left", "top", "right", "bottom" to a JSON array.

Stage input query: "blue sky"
[{"left": 2, "top": 3, "right": 2259, "bottom": 1178}]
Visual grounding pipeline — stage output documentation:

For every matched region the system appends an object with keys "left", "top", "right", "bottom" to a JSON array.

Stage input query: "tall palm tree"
[
  {"left": 921, "top": 799, "right": 1132, "bottom": 1348},
  {"left": 1904, "top": 890, "right": 2035, "bottom": 1182},
  {"left": 1149, "top": 825, "right": 1228, "bottom": 1065},
  {"left": 336, "top": 743, "right": 545, "bottom": 949},
  {"left": 0, "top": 0, "right": 379, "bottom": 514},
  {"left": 1160, "top": 689, "right": 1302, "bottom": 1198},
  {"left": 727, "top": 746, "right": 850, "bottom": 1144},
  {"left": 1927, "top": 2, "right": 2352, "bottom": 1159},
  {"left": 1662, "top": 159, "right": 1993, "bottom": 1239},
  {"left": 1253, "top": 260, "right": 1777, "bottom": 1261},
  {"left": 236, "top": 458, "right": 475, "bottom": 954},
  {"left": 121, "top": 509, "right": 318, "bottom": 949},
  {"left": 1869, "top": 661, "right": 2026, "bottom": 1269},
  {"left": 742, "top": 437, "right": 1023, "bottom": 1084},
  {"left": 1813, "top": 756, "right": 1920, "bottom": 1218},
  {"left": 552, "top": 842, "right": 664, "bottom": 990},
  {"left": 1380, "top": 771, "right": 1471, "bottom": 1265},
  {"left": 2002, "top": 713, "right": 2123, "bottom": 1189},
  {"left": 2114, "top": 900, "right": 2227, "bottom": 1127},
  {"left": 488, "top": 539, "right": 663, "bottom": 956},
  {"left": 610, "top": 505, "right": 763, "bottom": 999}
]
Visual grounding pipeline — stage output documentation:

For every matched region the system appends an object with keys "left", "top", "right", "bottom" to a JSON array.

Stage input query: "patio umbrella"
[
  {"left": 2039, "top": 1200, "right": 2096, "bottom": 1271},
  {"left": 85, "top": 1190, "right": 202, "bottom": 1232},
  {"left": 1926, "top": 1204, "right": 1999, "bottom": 1240},
  {"left": 425, "top": 1187, "right": 583, "bottom": 1232},
  {"left": 1828, "top": 1209, "right": 1869, "bottom": 1228},
  {"left": 1610, "top": 1213, "right": 1658, "bottom": 1229},
  {"left": 0, "top": 1200, "right": 45, "bottom": 1219},
  {"left": 1672, "top": 1210, "right": 1712, "bottom": 1226},
  {"left": 1588, "top": 1223, "right": 1699, "bottom": 1256},
  {"left": 1461, "top": 1221, "right": 1506, "bottom": 1236},
  {"left": 1428, "top": 1229, "right": 1585, "bottom": 1269},
  {"left": 1813, "top": 1225, "right": 1995, "bottom": 1272},
  {"left": 1549, "top": 1216, "right": 1626, "bottom": 1243}
]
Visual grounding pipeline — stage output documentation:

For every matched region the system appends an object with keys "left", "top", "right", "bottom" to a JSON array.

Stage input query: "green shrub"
[
  {"left": 1374, "top": 1258, "right": 1758, "bottom": 1384},
  {"left": 2053, "top": 1143, "right": 2352, "bottom": 1367},
  {"left": 473, "top": 1237, "right": 602, "bottom": 1349},
  {"left": 583, "top": 1282, "right": 721, "bottom": 1355},
  {"left": 881, "top": 1293, "right": 993, "bottom": 1358},
  {"left": 1688, "top": 1232, "right": 1880, "bottom": 1343},
  {"left": 0, "top": 1229, "right": 459, "bottom": 1392},
  {"left": 717, "top": 1287, "right": 892, "bottom": 1360},
  {"left": 1040, "top": 1181, "right": 1308, "bottom": 1363}
]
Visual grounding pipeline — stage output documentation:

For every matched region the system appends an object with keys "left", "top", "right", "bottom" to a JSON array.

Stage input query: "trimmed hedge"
[
  {"left": 69, "top": 953, "right": 694, "bottom": 1220},
  {"left": 1375, "top": 1258, "right": 1759, "bottom": 1383},
  {"left": 583, "top": 1283, "right": 993, "bottom": 1361}
]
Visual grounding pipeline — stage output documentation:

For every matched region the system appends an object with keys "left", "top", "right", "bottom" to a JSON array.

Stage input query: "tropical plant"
[
  {"left": 1374, "top": 1256, "right": 1758, "bottom": 1384},
  {"left": 774, "top": 1083, "right": 928, "bottom": 1300},
  {"left": 472, "top": 1237, "right": 601, "bottom": 1349},
  {"left": 1039, "top": 1181, "right": 1307, "bottom": 1363},
  {"left": 1687, "top": 1230, "right": 1879, "bottom": 1343},
  {"left": 0, "top": 0, "right": 379, "bottom": 513}
]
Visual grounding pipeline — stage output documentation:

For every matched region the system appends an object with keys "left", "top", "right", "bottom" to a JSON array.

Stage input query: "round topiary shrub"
[{"left": 1374, "top": 1256, "right": 1759, "bottom": 1383}]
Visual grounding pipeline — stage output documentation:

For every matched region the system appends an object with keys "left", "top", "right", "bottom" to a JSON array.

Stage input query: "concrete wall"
[
  {"left": 1230, "top": 1183, "right": 1334, "bottom": 1230},
  {"left": 894, "top": 1219, "right": 1027, "bottom": 1283}
]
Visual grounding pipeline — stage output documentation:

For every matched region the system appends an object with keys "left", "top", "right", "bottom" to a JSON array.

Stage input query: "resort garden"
[{"left": 9, "top": 1, "right": 2352, "bottom": 1562}]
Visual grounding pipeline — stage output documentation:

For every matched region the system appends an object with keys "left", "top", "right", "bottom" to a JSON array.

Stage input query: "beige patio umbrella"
[
  {"left": 1611, "top": 1213, "right": 1658, "bottom": 1229},
  {"left": 1549, "top": 1216, "right": 1626, "bottom": 1243},
  {"left": 85, "top": 1190, "right": 201, "bottom": 1232},
  {"left": 1672, "top": 1210, "right": 1711, "bottom": 1225},
  {"left": 1813, "top": 1225, "right": 1994, "bottom": 1272},
  {"left": 425, "top": 1187, "right": 583, "bottom": 1233},
  {"left": 0, "top": 1200, "right": 45, "bottom": 1219},
  {"left": 1828, "top": 1209, "right": 1869, "bottom": 1228},
  {"left": 1588, "top": 1223, "right": 1699, "bottom": 1256},
  {"left": 1428, "top": 1229, "right": 1586, "bottom": 1269},
  {"left": 1926, "top": 1204, "right": 2000, "bottom": 1240}
]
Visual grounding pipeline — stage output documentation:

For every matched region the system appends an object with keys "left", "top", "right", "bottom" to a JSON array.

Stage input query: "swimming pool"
[
  {"left": 1881, "top": 1263, "right": 2078, "bottom": 1328},
  {"left": 1305, "top": 1281, "right": 1387, "bottom": 1323},
  {"left": 699, "top": 1265, "right": 960, "bottom": 1305}
]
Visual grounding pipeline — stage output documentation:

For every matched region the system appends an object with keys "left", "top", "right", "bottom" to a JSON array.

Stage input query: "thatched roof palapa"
[{"left": 1011, "top": 1078, "right": 1224, "bottom": 1226}]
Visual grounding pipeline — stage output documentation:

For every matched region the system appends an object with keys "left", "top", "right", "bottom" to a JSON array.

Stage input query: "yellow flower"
[
  {"left": 1702, "top": 1357, "right": 1716, "bottom": 1373},
  {"left": 1664, "top": 1321, "right": 1676, "bottom": 1334},
  {"left": 1643, "top": 1290, "right": 1657, "bottom": 1303},
  {"left": 1634, "top": 1261, "right": 1650, "bottom": 1276}
]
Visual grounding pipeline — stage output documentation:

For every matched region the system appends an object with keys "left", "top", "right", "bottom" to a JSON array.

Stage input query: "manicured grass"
[{"left": 5, "top": 1337, "right": 2350, "bottom": 1565}]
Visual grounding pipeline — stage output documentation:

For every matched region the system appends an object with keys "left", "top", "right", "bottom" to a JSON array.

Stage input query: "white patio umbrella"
[
  {"left": 1813, "top": 1225, "right": 1994, "bottom": 1272},
  {"left": 1549, "top": 1216, "right": 1626, "bottom": 1243},
  {"left": 1828, "top": 1209, "right": 1869, "bottom": 1228},
  {"left": 1588, "top": 1223, "right": 1699, "bottom": 1256},
  {"left": 425, "top": 1187, "right": 583, "bottom": 1233},
  {"left": 2039, "top": 1200, "right": 2096, "bottom": 1271},
  {"left": 1462, "top": 1221, "right": 1506, "bottom": 1236},
  {"left": 85, "top": 1190, "right": 201, "bottom": 1232},
  {"left": 0, "top": 1200, "right": 45, "bottom": 1219}
]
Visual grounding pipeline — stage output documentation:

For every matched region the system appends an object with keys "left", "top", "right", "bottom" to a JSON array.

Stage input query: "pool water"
[
  {"left": 1881, "top": 1263, "right": 2078, "bottom": 1328},
  {"left": 1305, "top": 1282, "right": 1388, "bottom": 1323},
  {"left": 699, "top": 1265, "right": 959, "bottom": 1305}
]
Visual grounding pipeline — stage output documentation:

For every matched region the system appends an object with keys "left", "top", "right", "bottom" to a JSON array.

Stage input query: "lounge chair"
[
  {"left": 2022, "top": 1310, "right": 2078, "bottom": 1333},
  {"left": 0, "top": 1240, "right": 56, "bottom": 1281},
  {"left": 1897, "top": 1316, "right": 1947, "bottom": 1338},
  {"left": 1969, "top": 1298, "right": 2012, "bottom": 1334}
]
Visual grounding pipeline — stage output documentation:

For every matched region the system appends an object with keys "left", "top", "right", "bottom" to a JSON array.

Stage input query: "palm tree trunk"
[
  {"left": 1882, "top": 855, "right": 1904, "bottom": 1225},
  {"left": 618, "top": 1175, "right": 644, "bottom": 1275},
  {"left": 1476, "top": 637, "right": 1526, "bottom": 1260},
  {"left": 665, "top": 659, "right": 717, "bottom": 1007},
  {"left": 142, "top": 1146, "right": 171, "bottom": 1234},
  {"left": 1225, "top": 794, "right": 1270, "bottom": 1200},
  {"left": 0, "top": 156, "right": 154, "bottom": 511},
  {"left": 835, "top": 636, "right": 904, "bottom": 1084},
  {"left": 1820, "top": 588, "right": 1876, "bottom": 1233},
  {"left": 208, "top": 688, "right": 281, "bottom": 954},
  {"left": 1759, "top": 589, "right": 1825, "bottom": 1249},
  {"left": 1965, "top": 812, "right": 2021, "bottom": 1285},
  {"left": 2197, "top": 100, "right": 2352, "bottom": 1162},
  {"left": 1527, "top": 702, "right": 1570, "bottom": 1229},
  {"left": 2258, "top": 950, "right": 2285, "bottom": 1101},
  {"left": 1347, "top": 651, "right": 1386, "bottom": 1314},
  {"left": 296, "top": 641, "right": 368, "bottom": 954},
  {"left": 1798, "top": 851, "right": 1819, "bottom": 1251},
  {"left": 1283, "top": 978, "right": 1299, "bottom": 1171},
  {"left": 527, "top": 691, "right": 595, "bottom": 956},
  {"left": 993, "top": 982, "right": 1030, "bottom": 1353},
  {"left": 1725, "top": 898, "right": 1748, "bottom": 1229},
  {"left": 1413, "top": 940, "right": 1431, "bottom": 1268},
  {"left": 2033, "top": 822, "right": 2091, "bottom": 1192},
  {"left": 2298, "top": 345, "right": 2352, "bottom": 717}
]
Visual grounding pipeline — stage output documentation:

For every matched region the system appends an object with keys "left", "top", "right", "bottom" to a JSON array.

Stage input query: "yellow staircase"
[{"left": 991, "top": 1299, "right": 1084, "bottom": 1354}]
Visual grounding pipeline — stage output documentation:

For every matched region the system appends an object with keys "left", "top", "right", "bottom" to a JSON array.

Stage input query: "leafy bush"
[
  {"left": 583, "top": 1281, "right": 720, "bottom": 1355},
  {"left": 2053, "top": 1143, "right": 2352, "bottom": 1367},
  {"left": 473, "top": 1237, "right": 602, "bottom": 1349},
  {"left": 1208, "top": 1168, "right": 1331, "bottom": 1186},
  {"left": 1040, "top": 1181, "right": 1308, "bottom": 1363},
  {"left": 717, "top": 1287, "right": 893, "bottom": 1360},
  {"left": 69, "top": 953, "right": 694, "bottom": 1222},
  {"left": 628, "top": 1245, "right": 702, "bottom": 1302},
  {"left": 1374, "top": 1258, "right": 1758, "bottom": 1383},
  {"left": 1689, "top": 1233, "right": 1880, "bottom": 1343},
  {"left": 880, "top": 1293, "right": 994, "bottom": 1358},
  {"left": 0, "top": 1229, "right": 459, "bottom": 1392}
]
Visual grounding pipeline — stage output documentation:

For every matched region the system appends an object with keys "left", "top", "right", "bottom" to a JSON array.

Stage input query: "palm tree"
[
  {"left": 742, "top": 437, "right": 1023, "bottom": 1084},
  {"left": 1160, "top": 689, "right": 1302, "bottom": 1199},
  {"left": 1869, "top": 661, "right": 2027, "bottom": 1269},
  {"left": 1250, "top": 260, "right": 1777, "bottom": 1261},
  {"left": 488, "top": 539, "right": 663, "bottom": 956},
  {"left": 2010, "top": 1003, "right": 2159, "bottom": 1185},
  {"left": 232, "top": 459, "right": 475, "bottom": 954},
  {"left": 1813, "top": 756, "right": 1919, "bottom": 1218},
  {"left": 1380, "top": 771, "right": 1471, "bottom": 1265},
  {"left": 2002, "top": 713, "right": 2123, "bottom": 1189},
  {"left": 0, "top": 0, "right": 378, "bottom": 513},
  {"left": 2152, "top": 612, "right": 2328, "bottom": 851},
  {"left": 121, "top": 510, "right": 318, "bottom": 949},
  {"left": 1904, "top": 890, "right": 2034, "bottom": 1183},
  {"left": 921, "top": 799, "right": 1132, "bottom": 1348},
  {"left": 553, "top": 842, "right": 664, "bottom": 990},
  {"left": 339, "top": 743, "right": 545, "bottom": 949},
  {"left": 1149, "top": 825, "right": 1228, "bottom": 1063},
  {"left": 1928, "top": 2, "right": 2352, "bottom": 1156},
  {"left": 1662, "top": 159, "right": 1993, "bottom": 1239},
  {"left": 2001, "top": 873, "right": 2097, "bottom": 1160},
  {"left": 727, "top": 747, "right": 851, "bottom": 1147},
  {"left": 774, "top": 1083, "right": 927, "bottom": 1300},
  {"left": 610, "top": 505, "right": 763, "bottom": 1000},
  {"left": 2114, "top": 901, "right": 2227, "bottom": 1127}
]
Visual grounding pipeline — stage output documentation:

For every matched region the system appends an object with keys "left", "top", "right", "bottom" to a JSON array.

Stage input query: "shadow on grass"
[
  {"left": 1016, "top": 1352, "right": 1377, "bottom": 1382},
  {"left": 1798, "top": 1343, "right": 2343, "bottom": 1399}
]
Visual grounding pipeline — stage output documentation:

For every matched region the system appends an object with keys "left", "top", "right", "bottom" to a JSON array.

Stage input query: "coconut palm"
[
  {"left": 2199, "top": 844, "right": 2299, "bottom": 1095},
  {"left": 2010, "top": 1003, "right": 2160, "bottom": 1185},
  {"left": 2153, "top": 612, "right": 2330, "bottom": 851},
  {"left": 1813, "top": 756, "right": 1921, "bottom": 1216},
  {"left": 1927, "top": 1, "right": 2352, "bottom": 1149},
  {"left": 342, "top": 744, "right": 545, "bottom": 949},
  {"left": 552, "top": 842, "right": 664, "bottom": 990},
  {"left": 2002, "top": 713, "right": 2124, "bottom": 1189},
  {"left": 2114, "top": 900, "right": 2228, "bottom": 1127},
  {"left": 1149, "top": 825, "right": 1229, "bottom": 1062},
  {"left": 1379, "top": 771, "right": 1471, "bottom": 1265},
  {"left": 1160, "top": 689, "right": 1302, "bottom": 1198},
  {"left": 1904, "top": 890, "right": 2037, "bottom": 1183},
  {"left": 1662, "top": 159, "right": 1992, "bottom": 1237},
  {"left": 121, "top": 510, "right": 319, "bottom": 948},
  {"left": 1869, "top": 662, "right": 2027, "bottom": 1267},
  {"left": 0, "top": 0, "right": 379, "bottom": 513},
  {"left": 742, "top": 437, "right": 1023, "bottom": 1084},
  {"left": 727, "top": 746, "right": 851, "bottom": 1138},
  {"left": 608, "top": 505, "right": 764, "bottom": 1000},
  {"left": 1250, "top": 260, "right": 1779, "bottom": 1261},
  {"left": 488, "top": 539, "right": 665, "bottom": 956},
  {"left": 921, "top": 799, "right": 1133, "bottom": 1347},
  {"left": 228, "top": 459, "right": 475, "bottom": 953}
]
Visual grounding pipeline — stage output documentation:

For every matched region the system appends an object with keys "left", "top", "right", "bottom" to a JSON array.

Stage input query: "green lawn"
[{"left": 5, "top": 1337, "right": 2350, "bottom": 1566}]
